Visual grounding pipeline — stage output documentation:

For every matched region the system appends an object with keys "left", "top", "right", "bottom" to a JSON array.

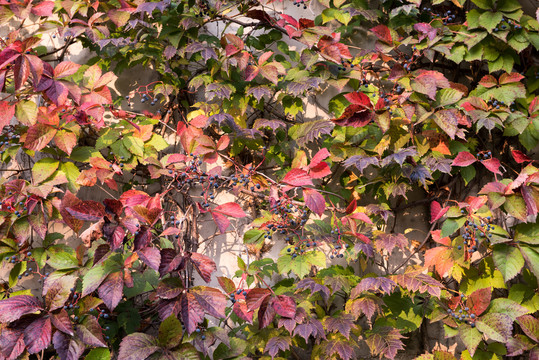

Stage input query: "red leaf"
[
  {"left": 217, "top": 276, "right": 236, "bottom": 294},
  {"left": 512, "top": 150, "right": 532, "bottom": 164},
  {"left": 499, "top": 72, "right": 525, "bottom": 85},
  {"left": 0, "top": 295, "right": 43, "bottom": 322},
  {"left": 66, "top": 201, "right": 106, "bottom": 221},
  {"left": 24, "top": 317, "right": 52, "bottom": 354},
  {"left": 137, "top": 247, "right": 161, "bottom": 272},
  {"left": 370, "top": 25, "right": 392, "bottom": 43},
  {"left": 98, "top": 271, "right": 123, "bottom": 311},
  {"left": 347, "top": 212, "right": 373, "bottom": 224},
  {"left": 181, "top": 293, "right": 205, "bottom": 334},
  {"left": 466, "top": 288, "right": 491, "bottom": 316},
  {"left": 246, "top": 288, "right": 272, "bottom": 311},
  {"left": 60, "top": 191, "right": 83, "bottom": 233},
  {"left": 192, "top": 286, "right": 227, "bottom": 319},
  {"left": 481, "top": 158, "right": 501, "bottom": 174},
  {"left": 430, "top": 201, "right": 449, "bottom": 223},
  {"left": 54, "top": 61, "right": 81, "bottom": 78},
  {"left": 214, "top": 202, "right": 247, "bottom": 217},
  {"left": 51, "top": 309, "right": 74, "bottom": 336},
  {"left": 280, "top": 13, "right": 299, "bottom": 28},
  {"left": 479, "top": 75, "right": 497, "bottom": 88},
  {"left": 0, "top": 101, "right": 15, "bottom": 132},
  {"left": 54, "top": 130, "right": 77, "bottom": 155},
  {"left": 211, "top": 211, "right": 230, "bottom": 234},
  {"left": 346, "top": 198, "right": 357, "bottom": 214},
  {"left": 119, "top": 189, "right": 151, "bottom": 207},
  {"left": 272, "top": 295, "right": 296, "bottom": 318},
  {"left": 190, "top": 252, "right": 217, "bottom": 283},
  {"left": 303, "top": 188, "right": 325, "bottom": 217},
  {"left": 118, "top": 333, "right": 160, "bottom": 360},
  {"left": 76, "top": 316, "right": 106, "bottom": 347},
  {"left": 431, "top": 230, "right": 451, "bottom": 246},
  {"left": 344, "top": 91, "right": 372, "bottom": 107},
  {"left": 258, "top": 297, "right": 276, "bottom": 329},
  {"left": 24, "top": 123, "right": 57, "bottom": 151},
  {"left": 282, "top": 168, "right": 313, "bottom": 187},
  {"left": 233, "top": 301, "right": 253, "bottom": 323},
  {"left": 31, "top": 1, "right": 54, "bottom": 16},
  {"left": 452, "top": 151, "right": 477, "bottom": 167}
]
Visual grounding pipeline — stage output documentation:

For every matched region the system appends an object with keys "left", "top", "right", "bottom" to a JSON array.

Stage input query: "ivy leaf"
[
  {"left": 51, "top": 309, "right": 74, "bottom": 336},
  {"left": 458, "top": 325, "right": 482, "bottom": 357},
  {"left": 480, "top": 158, "right": 501, "bottom": 174},
  {"left": 516, "top": 314, "right": 539, "bottom": 342},
  {"left": 324, "top": 314, "right": 356, "bottom": 339},
  {"left": 24, "top": 123, "right": 57, "bottom": 151},
  {"left": 272, "top": 295, "right": 296, "bottom": 318},
  {"left": 158, "top": 315, "right": 182, "bottom": 349},
  {"left": 303, "top": 188, "right": 325, "bottom": 217},
  {"left": 137, "top": 247, "right": 161, "bottom": 272},
  {"left": 76, "top": 315, "right": 106, "bottom": 347},
  {"left": 52, "top": 332, "right": 85, "bottom": 360},
  {"left": 24, "top": 317, "right": 52, "bottom": 354},
  {"left": 430, "top": 201, "right": 449, "bottom": 223},
  {"left": 0, "top": 101, "right": 15, "bottom": 132},
  {"left": 296, "top": 278, "right": 330, "bottom": 302},
  {"left": 180, "top": 292, "right": 205, "bottom": 334},
  {"left": 353, "top": 277, "right": 396, "bottom": 295},
  {"left": 118, "top": 333, "right": 160, "bottom": 360},
  {"left": 375, "top": 232, "right": 408, "bottom": 254},
  {"left": 45, "top": 275, "right": 76, "bottom": 311},
  {"left": 519, "top": 245, "right": 539, "bottom": 279},
  {"left": 503, "top": 195, "right": 528, "bottom": 222},
  {"left": 466, "top": 287, "right": 491, "bottom": 316},
  {"left": 0, "top": 295, "right": 43, "bottom": 322},
  {"left": 476, "top": 313, "right": 513, "bottom": 342},
  {"left": 190, "top": 252, "right": 217, "bottom": 283},
  {"left": 264, "top": 336, "right": 291, "bottom": 359},
  {"left": 282, "top": 168, "right": 313, "bottom": 187},
  {"left": 492, "top": 244, "right": 524, "bottom": 282},
  {"left": 233, "top": 300, "right": 254, "bottom": 323},
  {"left": 213, "top": 202, "right": 247, "bottom": 218},
  {"left": 293, "top": 317, "right": 325, "bottom": 342},
  {"left": 191, "top": 286, "right": 227, "bottom": 319},
  {"left": 258, "top": 296, "right": 276, "bottom": 329},
  {"left": 97, "top": 271, "right": 123, "bottom": 311},
  {"left": 365, "top": 328, "right": 405, "bottom": 360},
  {"left": 246, "top": 288, "right": 272, "bottom": 311},
  {"left": 512, "top": 149, "right": 532, "bottom": 163},
  {"left": 452, "top": 152, "right": 477, "bottom": 167},
  {"left": 412, "top": 71, "right": 450, "bottom": 100},
  {"left": 433, "top": 109, "right": 459, "bottom": 139},
  {"left": 391, "top": 267, "right": 444, "bottom": 298},
  {"left": 66, "top": 201, "right": 106, "bottom": 222},
  {"left": 370, "top": 24, "right": 392, "bottom": 43}
]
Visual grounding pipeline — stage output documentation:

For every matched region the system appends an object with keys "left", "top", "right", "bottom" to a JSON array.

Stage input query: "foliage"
[{"left": 0, "top": 0, "right": 538, "bottom": 359}]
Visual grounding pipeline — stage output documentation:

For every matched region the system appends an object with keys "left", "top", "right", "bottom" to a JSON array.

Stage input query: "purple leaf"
[
  {"left": 296, "top": 278, "right": 330, "bottom": 302},
  {"left": 207, "top": 112, "right": 234, "bottom": 125},
  {"left": 0, "top": 295, "right": 43, "bottom": 322},
  {"left": 118, "top": 333, "right": 160, "bottom": 360},
  {"left": 51, "top": 309, "right": 74, "bottom": 336},
  {"left": 24, "top": 317, "right": 52, "bottom": 354},
  {"left": 191, "top": 286, "right": 227, "bottom": 319},
  {"left": 381, "top": 147, "right": 417, "bottom": 167},
  {"left": 375, "top": 232, "right": 408, "bottom": 254},
  {"left": 180, "top": 293, "right": 205, "bottom": 334},
  {"left": 190, "top": 252, "right": 217, "bottom": 283},
  {"left": 345, "top": 295, "right": 383, "bottom": 319},
  {"left": 159, "top": 249, "right": 184, "bottom": 277},
  {"left": 258, "top": 296, "right": 276, "bottom": 329},
  {"left": 247, "top": 86, "right": 272, "bottom": 101},
  {"left": 322, "top": 337, "right": 355, "bottom": 360},
  {"left": 475, "top": 313, "right": 513, "bottom": 342},
  {"left": 265, "top": 336, "right": 291, "bottom": 359},
  {"left": 137, "top": 247, "right": 161, "bottom": 272},
  {"left": 97, "top": 271, "right": 123, "bottom": 311},
  {"left": 206, "top": 83, "right": 234, "bottom": 101},
  {"left": 66, "top": 201, "right": 106, "bottom": 222},
  {"left": 343, "top": 155, "right": 380, "bottom": 174},
  {"left": 391, "top": 268, "right": 444, "bottom": 298},
  {"left": 246, "top": 288, "right": 272, "bottom": 311},
  {"left": 253, "top": 118, "right": 286, "bottom": 130},
  {"left": 45, "top": 276, "right": 76, "bottom": 311},
  {"left": 156, "top": 277, "right": 184, "bottom": 299},
  {"left": 52, "top": 331, "right": 85, "bottom": 360},
  {"left": 352, "top": 277, "right": 396, "bottom": 295},
  {"left": 0, "top": 327, "right": 25, "bottom": 359},
  {"left": 325, "top": 314, "right": 356, "bottom": 339},
  {"left": 164, "top": 46, "right": 176, "bottom": 60},
  {"left": 403, "top": 164, "right": 433, "bottom": 185},
  {"left": 272, "top": 295, "right": 296, "bottom": 318},
  {"left": 366, "top": 328, "right": 405, "bottom": 360},
  {"left": 293, "top": 317, "right": 326, "bottom": 342},
  {"left": 76, "top": 315, "right": 106, "bottom": 347},
  {"left": 303, "top": 188, "right": 325, "bottom": 217}
]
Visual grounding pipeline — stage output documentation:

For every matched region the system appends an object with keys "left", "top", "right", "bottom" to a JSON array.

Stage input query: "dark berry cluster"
[
  {"left": 494, "top": 18, "right": 522, "bottom": 32},
  {"left": 1, "top": 191, "right": 30, "bottom": 221},
  {"left": 287, "top": 239, "right": 318, "bottom": 258},
  {"left": 328, "top": 228, "right": 349, "bottom": 259},
  {"left": 0, "top": 126, "right": 20, "bottom": 156},
  {"left": 229, "top": 288, "right": 247, "bottom": 304},
  {"left": 195, "top": 0, "right": 214, "bottom": 17},
  {"left": 293, "top": 0, "right": 308, "bottom": 9},
  {"left": 459, "top": 215, "right": 493, "bottom": 254},
  {"left": 195, "top": 327, "right": 206, "bottom": 340},
  {"left": 338, "top": 58, "right": 355, "bottom": 72},
  {"left": 447, "top": 294, "right": 477, "bottom": 327}
]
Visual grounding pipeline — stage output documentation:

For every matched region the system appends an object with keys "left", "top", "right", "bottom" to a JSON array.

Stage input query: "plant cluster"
[{"left": 0, "top": 0, "right": 538, "bottom": 359}]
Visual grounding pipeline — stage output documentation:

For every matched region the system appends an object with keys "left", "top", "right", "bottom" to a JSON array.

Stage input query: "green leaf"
[
  {"left": 441, "top": 217, "right": 466, "bottom": 238},
  {"left": 60, "top": 162, "right": 81, "bottom": 193},
  {"left": 82, "top": 261, "right": 118, "bottom": 297},
  {"left": 519, "top": 245, "right": 539, "bottom": 280},
  {"left": 243, "top": 229, "right": 265, "bottom": 244},
  {"left": 123, "top": 136, "right": 144, "bottom": 157},
  {"left": 85, "top": 348, "right": 111, "bottom": 360},
  {"left": 461, "top": 165, "right": 476, "bottom": 185},
  {"left": 478, "top": 12, "right": 503, "bottom": 32},
  {"left": 471, "top": 0, "right": 494, "bottom": 9},
  {"left": 15, "top": 100, "right": 37, "bottom": 125},
  {"left": 95, "top": 128, "right": 121, "bottom": 150},
  {"left": 111, "top": 140, "right": 132, "bottom": 160},
  {"left": 146, "top": 134, "right": 169, "bottom": 152},
  {"left": 32, "top": 158, "right": 60, "bottom": 183},
  {"left": 70, "top": 146, "right": 104, "bottom": 162},
  {"left": 47, "top": 245, "right": 79, "bottom": 270},
  {"left": 466, "top": 9, "right": 481, "bottom": 29},
  {"left": 492, "top": 244, "right": 524, "bottom": 282},
  {"left": 514, "top": 223, "right": 539, "bottom": 245},
  {"left": 277, "top": 248, "right": 326, "bottom": 278},
  {"left": 158, "top": 315, "right": 182, "bottom": 348},
  {"left": 503, "top": 195, "right": 527, "bottom": 222},
  {"left": 475, "top": 313, "right": 512, "bottom": 342},
  {"left": 9, "top": 261, "right": 27, "bottom": 287},
  {"left": 434, "top": 88, "right": 463, "bottom": 107},
  {"left": 489, "top": 298, "right": 530, "bottom": 320},
  {"left": 458, "top": 325, "right": 482, "bottom": 357}
]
